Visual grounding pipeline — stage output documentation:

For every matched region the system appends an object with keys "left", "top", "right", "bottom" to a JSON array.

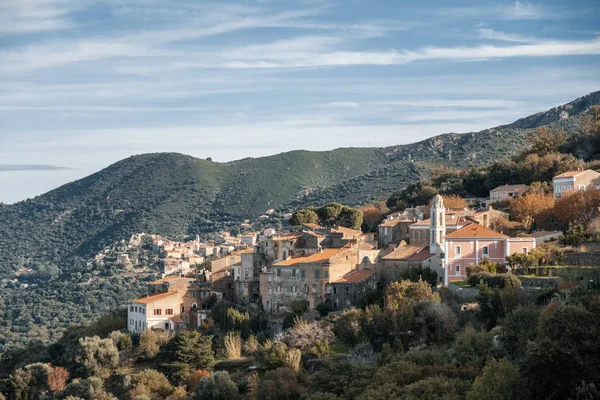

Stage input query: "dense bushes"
[{"left": 467, "top": 273, "right": 521, "bottom": 289}]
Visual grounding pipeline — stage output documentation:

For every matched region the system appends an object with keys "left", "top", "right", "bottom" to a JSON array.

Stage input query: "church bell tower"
[{"left": 430, "top": 195, "right": 445, "bottom": 254}]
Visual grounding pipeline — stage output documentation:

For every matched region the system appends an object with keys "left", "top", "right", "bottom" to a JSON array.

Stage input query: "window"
[
  {"left": 181, "top": 306, "right": 185, "bottom": 313},
  {"left": 130, "top": 318, "right": 134, "bottom": 326},
  {"left": 292, "top": 269, "right": 297, "bottom": 279},
  {"left": 129, "top": 306, "right": 134, "bottom": 312},
  {"left": 134, "top": 306, "right": 138, "bottom": 313},
  {"left": 324, "top": 270, "right": 329, "bottom": 279},
  {"left": 456, "top": 265, "right": 460, "bottom": 274},
  {"left": 142, "top": 308, "right": 145, "bottom": 315},
  {"left": 165, "top": 308, "right": 173, "bottom": 315},
  {"left": 314, "top": 270, "right": 321, "bottom": 279},
  {"left": 269, "top": 287, "right": 273, "bottom": 295},
  {"left": 276, "top": 285, "right": 281, "bottom": 292},
  {"left": 192, "top": 303, "right": 198, "bottom": 309},
  {"left": 482, "top": 246, "right": 489, "bottom": 257},
  {"left": 276, "top": 269, "right": 281, "bottom": 277},
  {"left": 301, "top": 270, "right": 305, "bottom": 279},
  {"left": 455, "top": 246, "right": 461, "bottom": 256},
  {"left": 522, "top": 247, "right": 528, "bottom": 254},
  {"left": 345, "top": 285, "right": 350, "bottom": 293},
  {"left": 292, "top": 286, "right": 297, "bottom": 293},
  {"left": 154, "top": 309, "right": 162, "bottom": 316}
]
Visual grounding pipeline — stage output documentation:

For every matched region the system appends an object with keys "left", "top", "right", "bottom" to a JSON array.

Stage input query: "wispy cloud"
[
  {"left": 0, "top": 0, "right": 79, "bottom": 34},
  {"left": 477, "top": 28, "right": 537, "bottom": 43},
  {"left": 208, "top": 37, "right": 600, "bottom": 69},
  {"left": 321, "top": 102, "right": 361, "bottom": 108},
  {"left": 435, "top": 1, "right": 569, "bottom": 21}
]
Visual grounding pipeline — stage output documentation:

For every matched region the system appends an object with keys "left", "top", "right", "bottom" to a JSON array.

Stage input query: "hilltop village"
[{"left": 125, "top": 168, "right": 600, "bottom": 333}]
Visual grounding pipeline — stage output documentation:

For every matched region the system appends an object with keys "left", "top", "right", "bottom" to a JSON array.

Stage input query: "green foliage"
[
  {"left": 467, "top": 358, "right": 522, "bottom": 400},
  {"left": 155, "top": 331, "right": 214, "bottom": 385},
  {"left": 477, "top": 285, "right": 519, "bottom": 330},
  {"left": 290, "top": 209, "right": 319, "bottom": 226},
  {"left": 452, "top": 326, "right": 494, "bottom": 368},
  {"left": 560, "top": 225, "right": 590, "bottom": 246},
  {"left": 191, "top": 371, "right": 239, "bottom": 400},
  {"left": 315, "top": 302, "right": 329, "bottom": 317},
  {"left": 59, "top": 377, "right": 117, "bottom": 400},
  {"left": 467, "top": 259, "right": 498, "bottom": 276},
  {"left": 257, "top": 367, "right": 307, "bottom": 400},
  {"left": 108, "top": 331, "right": 132, "bottom": 351},
  {"left": 397, "top": 266, "right": 438, "bottom": 287},
  {"left": 255, "top": 342, "right": 302, "bottom": 372},
  {"left": 138, "top": 330, "right": 170, "bottom": 359},
  {"left": 212, "top": 303, "right": 251, "bottom": 338},
  {"left": 74, "top": 336, "right": 119, "bottom": 378},
  {"left": 291, "top": 203, "right": 363, "bottom": 230},
  {"left": 127, "top": 369, "right": 174, "bottom": 400},
  {"left": 384, "top": 280, "right": 440, "bottom": 317},
  {"left": 521, "top": 301, "right": 600, "bottom": 400},
  {"left": 499, "top": 306, "right": 540, "bottom": 360}
]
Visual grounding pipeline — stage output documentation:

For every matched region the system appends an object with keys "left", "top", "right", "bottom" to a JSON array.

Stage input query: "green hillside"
[{"left": 0, "top": 90, "right": 599, "bottom": 351}]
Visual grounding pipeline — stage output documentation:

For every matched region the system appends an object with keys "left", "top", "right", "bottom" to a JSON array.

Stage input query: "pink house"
[{"left": 443, "top": 224, "right": 535, "bottom": 284}]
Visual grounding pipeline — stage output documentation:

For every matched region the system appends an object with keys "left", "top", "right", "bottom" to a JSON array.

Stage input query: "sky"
[{"left": 1, "top": 0, "right": 599, "bottom": 204}]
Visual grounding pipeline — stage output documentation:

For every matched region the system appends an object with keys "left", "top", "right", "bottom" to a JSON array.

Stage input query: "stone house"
[
  {"left": 489, "top": 184, "right": 529, "bottom": 202},
  {"left": 553, "top": 169, "right": 600, "bottom": 197},
  {"left": 378, "top": 219, "right": 412, "bottom": 248},
  {"left": 328, "top": 270, "right": 377, "bottom": 310},
  {"left": 262, "top": 246, "right": 359, "bottom": 313}
]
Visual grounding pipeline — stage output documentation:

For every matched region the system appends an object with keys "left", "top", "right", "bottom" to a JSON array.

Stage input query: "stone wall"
[
  {"left": 447, "top": 283, "right": 479, "bottom": 302},
  {"left": 563, "top": 252, "right": 600, "bottom": 266}
]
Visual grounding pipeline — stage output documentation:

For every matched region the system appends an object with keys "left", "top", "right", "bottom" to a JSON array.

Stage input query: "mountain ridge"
[{"left": 0, "top": 90, "right": 599, "bottom": 351}]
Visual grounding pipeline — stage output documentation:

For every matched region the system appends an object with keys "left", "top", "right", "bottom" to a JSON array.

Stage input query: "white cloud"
[
  {"left": 0, "top": 0, "right": 79, "bottom": 34},
  {"left": 434, "top": 1, "right": 567, "bottom": 21},
  {"left": 321, "top": 102, "right": 361, "bottom": 108},
  {"left": 477, "top": 28, "right": 537, "bottom": 43},
  {"left": 211, "top": 37, "right": 600, "bottom": 68}
]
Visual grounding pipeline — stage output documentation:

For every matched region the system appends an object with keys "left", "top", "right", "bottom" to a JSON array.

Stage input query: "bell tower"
[{"left": 430, "top": 195, "right": 445, "bottom": 254}]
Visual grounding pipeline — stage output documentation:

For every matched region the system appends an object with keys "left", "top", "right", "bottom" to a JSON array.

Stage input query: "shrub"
[
  {"left": 243, "top": 335, "right": 259, "bottom": 356},
  {"left": 467, "top": 358, "right": 522, "bottom": 400},
  {"left": 139, "top": 330, "right": 170, "bottom": 359},
  {"left": 224, "top": 332, "right": 242, "bottom": 359},
  {"left": 185, "top": 370, "right": 211, "bottom": 393},
  {"left": 128, "top": 369, "right": 173, "bottom": 399},
  {"left": 155, "top": 331, "right": 214, "bottom": 385},
  {"left": 258, "top": 367, "right": 307, "bottom": 400},
  {"left": 192, "top": 371, "right": 239, "bottom": 400},
  {"left": 108, "top": 331, "right": 132, "bottom": 351},
  {"left": 74, "top": 336, "right": 119, "bottom": 378}
]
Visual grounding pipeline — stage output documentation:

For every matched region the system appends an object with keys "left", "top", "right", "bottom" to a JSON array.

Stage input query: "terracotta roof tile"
[
  {"left": 444, "top": 223, "right": 509, "bottom": 239},
  {"left": 383, "top": 245, "right": 427, "bottom": 260},
  {"left": 333, "top": 269, "right": 376, "bottom": 284},
  {"left": 553, "top": 170, "right": 589, "bottom": 178},
  {"left": 133, "top": 291, "right": 178, "bottom": 304},
  {"left": 149, "top": 276, "right": 195, "bottom": 285}
]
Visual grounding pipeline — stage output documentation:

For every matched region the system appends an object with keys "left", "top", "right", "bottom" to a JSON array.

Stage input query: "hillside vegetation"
[{"left": 1, "top": 90, "right": 599, "bottom": 351}]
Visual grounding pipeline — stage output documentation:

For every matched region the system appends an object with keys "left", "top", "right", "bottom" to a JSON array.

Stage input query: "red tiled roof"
[
  {"left": 333, "top": 269, "right": 376, "bottom": 284},
  {"left": 149, "top": 276, "right": 195, "bottom": 285},
  {"left": 444, "top": 223, "right": 508, "bottom": 239},
  {"left": 133, "top": 291, "right": 178, "bottom": 304},
  {"left": 383, "top": 245, "right": 427, "bottom": 260},
  {"left": 553, "top": 170, "right": 591, "bottom": 178},
  {"left": 379, "top": 219, "right": 402, "bottom": 227},
  {"left": 274, "top": 247, "right": 351, "bottom": 267}
]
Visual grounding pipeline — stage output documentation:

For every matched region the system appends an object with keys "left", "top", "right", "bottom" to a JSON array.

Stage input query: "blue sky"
[{"left": 1, "top": 0, "right": 599, "bottom": 203}]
